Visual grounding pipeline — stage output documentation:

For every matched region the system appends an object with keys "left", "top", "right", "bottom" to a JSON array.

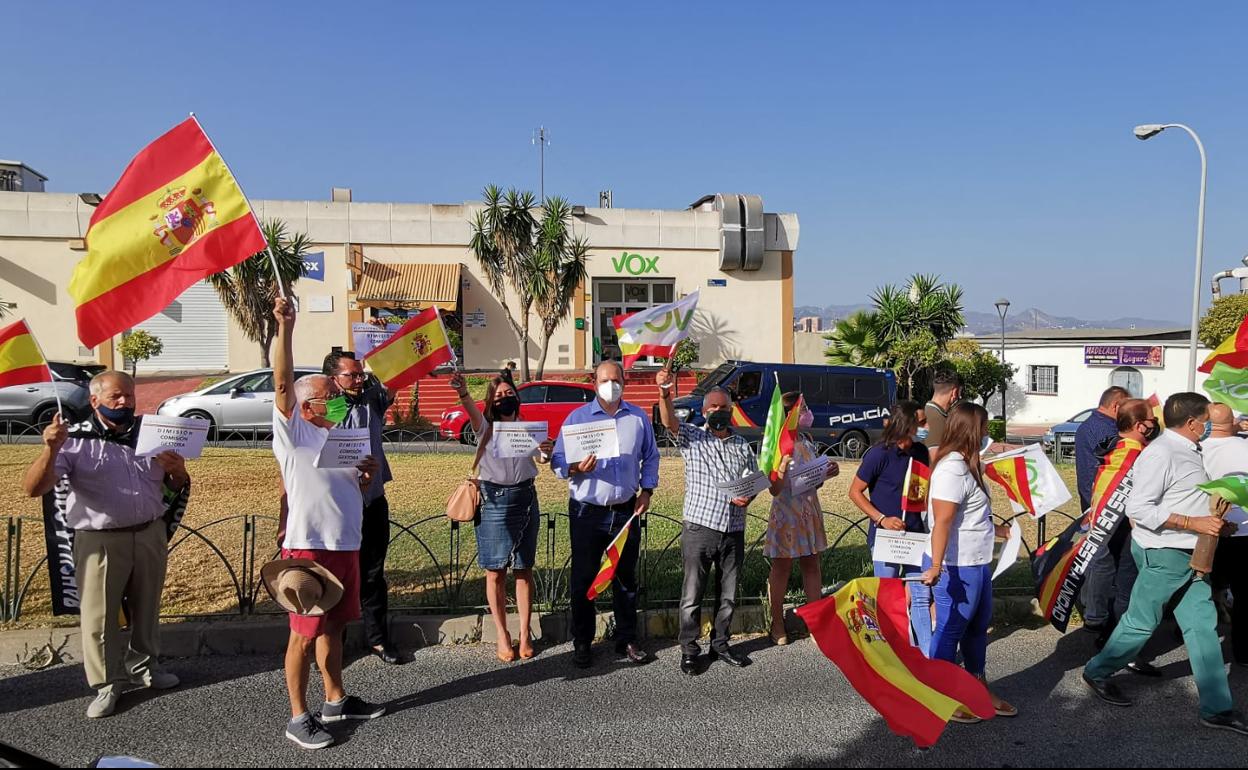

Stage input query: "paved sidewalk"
[{"left": 3, "top": 625, "right": 1248, "bottom": 767}]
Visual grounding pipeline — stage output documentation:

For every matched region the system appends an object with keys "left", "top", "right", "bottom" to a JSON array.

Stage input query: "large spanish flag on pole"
[
  {"left": 69, "top": 117, "right": 266, "bottom": 348},
  {"left": 362, "top": 307, "right": 454, "bottom": 391},
  {"left": 797, "top": 579, "right": 994, "bottom": 748},
  {"left": 0, "top": 320, "right": 52, "bottom": 388}
]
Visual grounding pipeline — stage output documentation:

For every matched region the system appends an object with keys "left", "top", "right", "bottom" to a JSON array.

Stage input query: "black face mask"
[
  {"left": 706, "top": 410, "right": 732, "bottom": 432},
  {"left": 1143, "top": 422, "right": 1162, "bottom": 443},
  {"left": 494, "top": 396, "right": 520, "bottom": 419}
]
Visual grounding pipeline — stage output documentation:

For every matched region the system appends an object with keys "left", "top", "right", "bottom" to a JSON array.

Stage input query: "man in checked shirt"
[{"left": 657, "top": 363, "right": 759, "bottom": 676}]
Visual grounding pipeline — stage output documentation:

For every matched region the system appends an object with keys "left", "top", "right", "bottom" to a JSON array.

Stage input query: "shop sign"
[
  {"left": 707, "top": 279, "right": 727, "bottom": 287},
  {"left": 302, "top": 251, "right": 325, "bottom": 281},
  {"left": 1083, "top": 345, "right": 1164, "bottom": 368},
  {"left": 612, "top": 252, "right": 660, "bottom": 275}
]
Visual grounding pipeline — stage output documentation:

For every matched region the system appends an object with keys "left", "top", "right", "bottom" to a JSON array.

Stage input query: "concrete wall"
[
  {"left": 995, "top": 342, "right": 1211, "bottom": 425},
  {"left": 793, "top": 331, "right": 829, "bottom": 364}
]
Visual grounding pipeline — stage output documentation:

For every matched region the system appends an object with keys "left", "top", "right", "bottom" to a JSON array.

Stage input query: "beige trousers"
[{"left": 73, "top": 519, "right": 168, "bottom": 691}]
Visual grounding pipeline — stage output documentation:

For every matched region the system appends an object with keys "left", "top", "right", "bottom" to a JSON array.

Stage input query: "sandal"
[
  {"left": 993, "top": 700, "right": 1019, "bottom": 718},
  {"left": 949, "top": 709, "right": 982, "bottom": 724},
  {"left": 518, "top": 634, "right": 536, "bottom": 660}
]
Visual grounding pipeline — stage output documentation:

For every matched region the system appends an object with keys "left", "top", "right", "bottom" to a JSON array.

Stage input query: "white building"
[{"left": 977, "top": 328, "right": 1211, "bottom": 426}]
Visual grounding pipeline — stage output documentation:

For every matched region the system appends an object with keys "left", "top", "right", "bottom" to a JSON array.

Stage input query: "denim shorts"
[{"left": 476, "top": 480, "right": 541, "bottom": 570}]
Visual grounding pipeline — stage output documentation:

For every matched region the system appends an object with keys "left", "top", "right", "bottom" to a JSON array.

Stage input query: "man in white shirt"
[
  {"left": 1083, "top": 393, "right": 1245, "bottom": 735},
  {"left": 271, "top": 297, "right": 385, "bottom": 750},
  {"left": 1204, "top": 403, "right": 1248, "bottom": 666}
]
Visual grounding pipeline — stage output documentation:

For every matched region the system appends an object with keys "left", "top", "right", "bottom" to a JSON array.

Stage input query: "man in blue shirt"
[
  {"left": 552, "top": 360, "right": 660, "bottom": 669},
  {"left": 1075, "top": 385, "right": 1129, "bottom": 634}
]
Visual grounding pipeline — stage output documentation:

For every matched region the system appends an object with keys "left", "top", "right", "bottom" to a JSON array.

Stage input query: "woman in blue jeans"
[
  {"left": 918, "top": 402, "right": 1017, "bottom": 721},
  {"left": 849, "top": 400, "right": 932, "bottom": 651},
  {"left": 450, "top": 373, "right": 553, "bottom": 663}
]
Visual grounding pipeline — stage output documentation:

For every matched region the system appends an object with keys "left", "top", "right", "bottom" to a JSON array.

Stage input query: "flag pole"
[
  {"left": 27, "top": 321, "right": 64, "bottom": 418},
  {"left": 187, "top": 113, "right": 288, "bottom": 299}
]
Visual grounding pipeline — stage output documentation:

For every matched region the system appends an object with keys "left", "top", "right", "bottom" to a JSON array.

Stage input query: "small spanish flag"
[
  {"left": 0, "top": 320, "right": 52, "bottom": 388},
  {"left": 587, "top": 513, "right": 638, "bottom": 601},
  {"left": 1200, "top": 315, "right": 1248, "bottom": 373},
  {"left": 362, "top": 307, "right": 454, "bottom": 391},
  {"left": 901, "top": 457, "right": 931, "bottom": 514},
  {"left": 984, "top": 455, "right": 1037, "bottom": 516},
  {"left": 797, "top": 578, "right": 994, "bottom": 747},
  {"left": 1147, "top": 392, "right": 1165, "bottom": 427},
  {"left": 758, "top": 390, "right": 802, "bottom": 482},
  {"left": 730, "top": 403, "right": 756, "bottom": 428},
  {"left": 70, "top": 117, "right": 266, "bottom": 348}
]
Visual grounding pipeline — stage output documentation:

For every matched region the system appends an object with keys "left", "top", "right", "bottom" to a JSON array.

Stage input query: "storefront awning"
[{"left": 355, "top": 262, "right": 461, "bottom": 311}]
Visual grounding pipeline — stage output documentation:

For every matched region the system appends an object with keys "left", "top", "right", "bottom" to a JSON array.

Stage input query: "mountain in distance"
[{"left": 794, "top": 304, "right": 1184, "bottom": 336}]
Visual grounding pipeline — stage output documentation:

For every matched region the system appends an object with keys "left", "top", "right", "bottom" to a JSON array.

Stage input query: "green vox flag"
[
  {"left": 1198, "top": 475, "right": 1248, "bottom": 509},
  {"left": 1202, "top": 361, "right": 1248, "bottom": 413},
  {"left": 757, "top": 384, "right": 785, "bottom": 476}
]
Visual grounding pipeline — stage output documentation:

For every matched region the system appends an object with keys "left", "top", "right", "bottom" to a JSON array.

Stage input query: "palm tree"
[
  {"left": 469, "top": 186, "right": 540, "bottom": 382},
  {"left": 824, "top": 311, "right": 887, "bottom": 366},
  {"left": 870, "top": 273, "right": 965, "bottom": 348},
  {"left": 207, "top": 219, "right": 309, "bottom": 368},
  {"left": 532, "top": 198, "right": 590, "bottom": 379}
]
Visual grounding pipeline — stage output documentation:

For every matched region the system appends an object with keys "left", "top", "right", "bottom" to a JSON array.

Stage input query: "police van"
[{"left": 667, "top": 361, "right": 896, "bottom": 458}]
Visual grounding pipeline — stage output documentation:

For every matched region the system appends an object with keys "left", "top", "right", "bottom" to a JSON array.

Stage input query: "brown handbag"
[{"left": 446, "top": 424, "right": 491, "bottom": 522}]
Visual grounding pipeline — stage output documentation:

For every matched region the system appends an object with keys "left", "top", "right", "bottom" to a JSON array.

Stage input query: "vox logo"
[{"left": 612, "top": 252, "right": 660, "bottom": 275}]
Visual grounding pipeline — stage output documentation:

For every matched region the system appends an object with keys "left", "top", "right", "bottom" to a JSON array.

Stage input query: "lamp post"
[
  {"left": 1134, "top": 123, "right": 1207, "bottom": 391},
  {"left": 995, "top": 298, "right": 1010, "bottom": 431}
]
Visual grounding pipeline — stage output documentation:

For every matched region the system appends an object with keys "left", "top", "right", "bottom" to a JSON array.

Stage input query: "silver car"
[
  {"left": 156, "top": 367, "right": 320, "bottom": 434},
  {"left": 0, "top": 361, "right": 100, "bottom": 428}
]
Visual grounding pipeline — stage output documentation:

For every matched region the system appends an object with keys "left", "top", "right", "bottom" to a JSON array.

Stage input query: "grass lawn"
[{"left": 0, "top": 446, "right": 1081, "bottom": 626}]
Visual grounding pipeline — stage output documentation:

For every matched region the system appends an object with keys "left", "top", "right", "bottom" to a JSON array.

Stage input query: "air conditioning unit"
[{"left": 713, "top": 193, "right": 765, "bottom": 272}]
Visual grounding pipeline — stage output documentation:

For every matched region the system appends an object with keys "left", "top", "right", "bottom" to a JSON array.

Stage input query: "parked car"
[
  {"left": 440, "top": 380, "right": 596, "bottom": 444},
  {"left": 667, "top": 361, "right": 897, "bottom": 458},
  {"left": 1042, "top": 408, "right": 1095, "bottom": 451},
  {"left": 156, "top": 367, "right": 320, "bottom": 434},
  {"left": 0, "top": 361, "right": 103, "bottom": 428}
]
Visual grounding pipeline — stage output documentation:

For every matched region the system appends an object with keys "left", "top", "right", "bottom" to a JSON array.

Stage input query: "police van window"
[
  {"left": 734, "top": 371, "right": 763, "bottom": 400},
  {"left": 829, "top": 376, "right": 855, "bottom": 400},
  {"left": 854, "top": 378, "right": 885, "bottom": 401},
  {"left": 778, "top": 372, "right": 801, "bottom": 395},
  {"left": 800, "top": 374, "right": 826, "bottom": 402}
]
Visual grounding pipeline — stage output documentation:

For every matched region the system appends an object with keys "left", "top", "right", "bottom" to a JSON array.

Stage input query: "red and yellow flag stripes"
[
  {"left": 587, "top": 513, "right": 639, "bottom": 601},
  {"left": 0, "top": 320, "right": 51, "bottom": 388},
  {"left": 70, "top": 118, "right": 265, "bottom": 348},
  {"left": 797, "top": 578, "right": 994, "bottom": 748},
  {"left": 1088, "top": 438, "right": 1143, "bottom": 526},
  {"left": 984, "top": 455, "right": 1037, "bottom": 516},
  {"left": 362, "top": 307, "right": 454, "bottom": 391}
]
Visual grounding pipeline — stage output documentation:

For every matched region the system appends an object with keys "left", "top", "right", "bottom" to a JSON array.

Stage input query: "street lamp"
[
  {"left": 1134, "top": 123, "right": 1207, "bottom": 390},
  {"left": 995, "top": 298, "right": 1010, "bottom": 429}
]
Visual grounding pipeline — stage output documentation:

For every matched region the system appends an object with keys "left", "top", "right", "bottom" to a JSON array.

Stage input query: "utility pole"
[{"left": 533, "top": 126, "right": 549, "bottom": 203}]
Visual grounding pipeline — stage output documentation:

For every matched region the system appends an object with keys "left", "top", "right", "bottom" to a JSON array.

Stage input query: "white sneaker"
[
  {"left": 130, "top": 669, "right": 180, "bottom": 690},
  {"left": 87, "top": 688, "right": 120, "bottom": 719}
]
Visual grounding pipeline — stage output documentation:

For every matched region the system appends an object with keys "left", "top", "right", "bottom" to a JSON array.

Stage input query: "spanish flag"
[
  {"left": 0, "top": 320, "right": 52, "bottom": 388},
  {"left": 1147, "top": 392, "right": 1165, "bottom": 426},
  {"left": 730, "top": 403, "right": 756, "bottom": 428},
  {"left": 1032, "top": 517, "right": 1086, "bottom": 622},
  {"left": 69, "top": 118, "right": 266, "bottom": 349},
  {"left": 901, "top": 457, "right": 931, "bottom": 514},
  {"left": 758, "top": 390, "right": 802, "bottom": 482},
  {"left": 1200, "top": 315, "right": 1248, "bottom": 374},
  {"left": 797, "top": 579, "right": 994, "bottom": 748},
  {"left": 362, "top": 307, "right": 454, "bottom": 391},
  {"left": 1089, "top": 438, "right": 1143, "bottom": 525},
  {"left": 984, "top": 454, "right": 1037, "bottom": 515},
  {"left": 587, "top": 513, "right": 638, "bottom": 600}
]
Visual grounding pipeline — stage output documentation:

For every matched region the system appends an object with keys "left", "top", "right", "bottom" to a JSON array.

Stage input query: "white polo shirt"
[
  {"left": 1125, "top": 429, "right": 1209, "bottom": 551},
  {"left": 272, "top": 407, "right": 363, "bottom": 552},
  {"left": 926, "top": 451, "right": 996, "bottom": 567}
]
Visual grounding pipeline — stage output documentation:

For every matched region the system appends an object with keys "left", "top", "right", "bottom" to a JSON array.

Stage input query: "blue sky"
[{"left": 7, "top": 2, "right": 1248, "bottom": 323}]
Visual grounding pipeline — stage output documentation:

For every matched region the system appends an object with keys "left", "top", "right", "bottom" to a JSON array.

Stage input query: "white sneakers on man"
[
  {"left": 86, "top": 687, "right": 120, "bottom": 719},
  {"left": 129, "top": 668, "right": 180, "bottom": 690}
]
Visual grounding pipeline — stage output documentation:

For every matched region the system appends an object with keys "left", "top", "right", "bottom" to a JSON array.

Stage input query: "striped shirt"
[{"left": 676, "top": 423, "right": 758, "bottom": 533}]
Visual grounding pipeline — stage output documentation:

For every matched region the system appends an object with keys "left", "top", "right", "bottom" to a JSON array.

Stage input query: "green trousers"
[{"left": 1085, "top": 542, "right": 1232, "bottom": 719}]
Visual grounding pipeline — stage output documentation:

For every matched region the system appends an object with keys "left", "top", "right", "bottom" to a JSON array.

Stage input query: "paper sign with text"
[
  {"left": 871, "top": 530, "right": 929, "bottom": 568},
  {"left": 492, "top": 421, "right": 549, "bottom": 459},
  {"left": 715, "top": 470, "right": 771, "bottom": 501},
  {"left": 789, "top": 456, "right": 830, "bottom": 496},
  {"left": 561, "top": 420, "right": 620, "bottom": 464},
  {"left": 135, "top": 416, "right": 210, "bottom": 459},
  {"left": 315, "top": 427, "right": 371, "bottom": 469}
]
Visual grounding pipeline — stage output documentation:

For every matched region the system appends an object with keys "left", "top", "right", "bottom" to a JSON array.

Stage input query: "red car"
[{"left": 439, "top": 380, "right": 597, "bottom": 444}]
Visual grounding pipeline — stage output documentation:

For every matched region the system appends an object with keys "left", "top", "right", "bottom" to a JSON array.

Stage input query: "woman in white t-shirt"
[
  {"left": 450, "top": 373, "right": 554, "bottom": 664},
  {"left": 918, "top": 402, "right": 1017, "bottom": 721}
]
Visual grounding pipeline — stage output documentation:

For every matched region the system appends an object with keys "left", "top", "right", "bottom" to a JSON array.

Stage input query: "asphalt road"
[{"left": 4, "top": 624, "right": 1248, "bottom": 768}]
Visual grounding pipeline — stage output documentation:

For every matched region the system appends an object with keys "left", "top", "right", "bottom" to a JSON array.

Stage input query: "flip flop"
[
  {"left": 993, "top": 702, "right": 1019, "bottom": 718},
  {"left": 949, "top": 710, "right": 983, "bottom": 724}
]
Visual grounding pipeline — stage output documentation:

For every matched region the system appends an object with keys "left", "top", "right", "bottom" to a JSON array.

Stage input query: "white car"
[{"left": 156, "top": 367, "right": 320, "bottom": 434}]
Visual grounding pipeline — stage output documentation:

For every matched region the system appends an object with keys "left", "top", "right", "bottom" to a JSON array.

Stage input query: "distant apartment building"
[{"left": 796, "top": 316, "right": 823, "bottom": 333}]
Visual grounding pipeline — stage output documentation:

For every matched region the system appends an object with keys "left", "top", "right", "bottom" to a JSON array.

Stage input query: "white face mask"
[{"left": 597, "top": 381, "right": 623, "bottom": 404}]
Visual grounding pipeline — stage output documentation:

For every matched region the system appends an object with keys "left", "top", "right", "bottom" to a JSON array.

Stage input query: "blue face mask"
[
  {"left": 915, "top": 427, "right": 930, "bottom": 442},
  {"left": 1200, "top": 420, "right": 1213, "bottom": 442},
  {"left": 97, "top": 403, "right": 135, "bottom": 427}
]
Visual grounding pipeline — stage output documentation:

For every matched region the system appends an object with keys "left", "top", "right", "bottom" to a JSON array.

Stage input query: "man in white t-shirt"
[
  {"left": 271, "top": 296, "right": 385, "bottom": 751},
  {"left": 1204, "top": 403, "right": 1248, "bottom": 666}
]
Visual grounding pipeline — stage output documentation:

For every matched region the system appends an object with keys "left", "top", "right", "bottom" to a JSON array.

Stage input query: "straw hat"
[{"left": 260, "top": 559, "right": 344, "bottom": 616}]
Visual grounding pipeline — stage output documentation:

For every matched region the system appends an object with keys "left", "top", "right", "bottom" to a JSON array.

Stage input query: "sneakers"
[
  {"left": 320, "top": 696, "right": 386, "bottom": 723},
  {"left": 86, "top": 688, "right": 120, "bottom": 719},
  {"left": 1201, "top": 711, "right": 1248, "bottom": 736},
  {"left": 285, "top": 713, "right": 334, "bottom": 750},
  {"left": 129, "top": 668, "right": 180, "bottom": 690}
]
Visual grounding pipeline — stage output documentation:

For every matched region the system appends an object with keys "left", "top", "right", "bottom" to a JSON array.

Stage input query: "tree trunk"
[
  {"left": 260, "top": 331, "right": 272, "bottom": 369},
  {"left": 535, "top": 331, "right": 553, "bottom": 380},
  {"left": 519, "top": 313, "right": 532, "bottom": 383}
]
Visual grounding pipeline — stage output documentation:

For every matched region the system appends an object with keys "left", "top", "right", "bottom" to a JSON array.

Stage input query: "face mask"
[
  {"left": 495, "top": 396, "right": 520, "bottom": 419},
  {"left": 97, "top": 404, "right": 135, "bottom": 427},
  {"left": 706, "top": 410, "right": 732, "bottom": 432},
  {"left": 323, "top": 395, "right": 350, "bottom": 426},
  {"left": 798, "top": 409, "right": 814, "bottom": 429},
  {"left": 915, "top": 427, "right": 930, "bottom": 442},
  {"left": 1200, "top": 420, "right": 1213, "bottom": 443},
  {"left": 597, "top": 381, "right": 623, "bottom": 404},
  {"left": 981, "top": 435, "right": 993, "bottom": 454},
  {"left": 1142, "top": 422, "right": 1161, "bottom": 443}
]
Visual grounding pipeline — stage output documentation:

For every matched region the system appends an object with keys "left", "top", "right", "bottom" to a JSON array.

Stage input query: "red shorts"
[{"left": 281, "top": 549, "right": 361, "bottom": 638}]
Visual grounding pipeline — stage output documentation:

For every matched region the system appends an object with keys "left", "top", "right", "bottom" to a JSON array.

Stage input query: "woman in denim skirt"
[{"left": 450, "top": 373, "right": 553, "bottom": 662}]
